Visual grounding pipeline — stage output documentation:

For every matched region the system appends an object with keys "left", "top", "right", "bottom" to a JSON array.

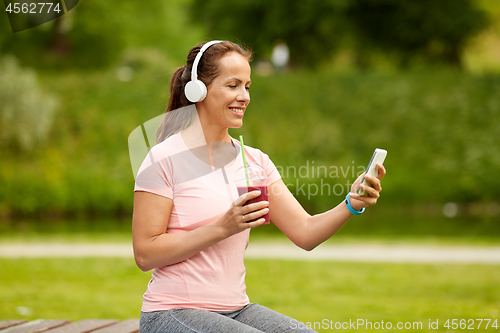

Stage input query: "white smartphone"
[{"left": 357, "top": 148, "right": 387, "bottom": 195}]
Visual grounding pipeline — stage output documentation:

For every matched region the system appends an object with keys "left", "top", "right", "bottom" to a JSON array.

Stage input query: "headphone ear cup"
[{"left": 184, "top": 80, "right": 207, "bottom": 103}]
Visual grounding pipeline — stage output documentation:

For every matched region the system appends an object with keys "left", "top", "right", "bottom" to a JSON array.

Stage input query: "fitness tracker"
[{"left": 345, "top": 192, "right": 365, "bottom": 215}]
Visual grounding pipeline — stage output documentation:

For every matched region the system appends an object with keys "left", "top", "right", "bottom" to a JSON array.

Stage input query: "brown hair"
[{"left": 156, "top": 41, "right": 252, "bottom": 143}]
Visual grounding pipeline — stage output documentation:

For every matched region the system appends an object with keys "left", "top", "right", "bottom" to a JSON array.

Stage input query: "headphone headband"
[
  {"left": 184, "top": 40, "right": 223, "bottom": 103},
  {"left": 191, "top": 40, "right": 222, "bottom": 82}
]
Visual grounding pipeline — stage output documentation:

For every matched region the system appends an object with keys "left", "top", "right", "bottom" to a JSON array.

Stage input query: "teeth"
[{"left": 229, "top": 108, "right": 244, "bottom": 114}]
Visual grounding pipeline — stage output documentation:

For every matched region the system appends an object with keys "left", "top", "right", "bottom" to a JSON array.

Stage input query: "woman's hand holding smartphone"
[{"left": 347, "top": 148, "right": 387, "bottom": 212}]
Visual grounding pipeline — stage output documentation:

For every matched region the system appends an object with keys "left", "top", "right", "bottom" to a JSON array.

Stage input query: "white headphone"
[{"left": 184, "top": 40, "right": 223, "bottom": 103}]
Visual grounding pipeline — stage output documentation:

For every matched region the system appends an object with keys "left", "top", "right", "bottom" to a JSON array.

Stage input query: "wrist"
[
  {"left": 345, "top": 193, "right": 365, "bottom": 215},
  {"left": 210, "top": 218, "right": 232, "bottom": 240}
]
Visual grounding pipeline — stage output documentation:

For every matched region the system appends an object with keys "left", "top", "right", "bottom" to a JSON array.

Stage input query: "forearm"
[
  {"left": 294, "top": 200, "right": 353, "bottom": 251},
  {"left": 133, "top": 223, "right": 226, "bottom": 271},
  {"left": 270, "top": 166, "right": 385, "bottom": 252},
  {"left": 269, "top": 180, "right": 356, "bottom": 251}
]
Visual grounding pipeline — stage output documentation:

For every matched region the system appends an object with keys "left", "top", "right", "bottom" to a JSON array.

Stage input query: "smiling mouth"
[{"left": 229, "top": 107, "right": 244, "bottom": 115}]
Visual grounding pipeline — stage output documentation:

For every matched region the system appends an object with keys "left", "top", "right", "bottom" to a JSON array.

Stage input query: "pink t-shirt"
[{"left": 134, "top": 132, "right": 281, "bottom": 312}]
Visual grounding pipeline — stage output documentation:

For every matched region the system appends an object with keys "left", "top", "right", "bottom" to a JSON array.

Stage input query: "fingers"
[
  {"left": 231, "top": 191, "right": 269, "bottom": 227},
  {"left": 353, "top": 173, "right": 363, "bottom": 186},
  {"left": 240, "top": 200, "right": 269, "bottom": 223},
  {"left": 357, "top": 163, "right": 385, "bottom": 195},
  {"left": 234, "top": 190, "right": 263, "bottom": 207},
  {"left": 354, "top": 184, "right": 379, "bottom": 199},
  {"left": 349, "top": 192, "right": 378, "bottom": 209},
  {"left": 245, "top": 218, "right": 267, "bottom": 228},
  {"left": 376, "top": 163, "right": 386, "bottom": 180},
  {"left": 361, "top": 174, "right": 382, "bottom": 193},
  {"left": 243, "top": 207, "right": 269, "bottom": 224},
  {"left": 242, "top": 199, "right": 269, "bottom": 212},
  {"left": 222, "top": 191, "right": 270, "bottom": 237},
  {"left": 348, "top": 163, "right": 386, "bottom": 211},
  {"left": 228, "top": 205, "right": 268, "bottom": 232}
]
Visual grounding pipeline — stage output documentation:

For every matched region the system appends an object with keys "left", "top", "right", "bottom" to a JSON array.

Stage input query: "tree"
[
  {"left": 189, "top": 0, "right": 489, "bottom": 68},
  {"left": 189, "top": 0, "right": 350, "bottom": 67},
  {"left": 0, "top": 0, "right": 199, "bottom": 69},
  {"left": 347, "top": 0, "right": 489, "bottom": 67}
]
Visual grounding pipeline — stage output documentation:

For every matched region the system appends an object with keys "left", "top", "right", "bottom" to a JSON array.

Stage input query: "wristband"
[{"left": 345, "top": 192, "right": 365, "bottom": 215}]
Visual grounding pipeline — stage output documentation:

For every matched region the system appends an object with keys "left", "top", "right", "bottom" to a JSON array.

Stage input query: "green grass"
[
  {"left": 246, "top": 260, "right": 500, "bottom": 332},
  {"left": 0, "top": 258, "right": 149, "bottom": 320},
  {"left": 1, "top": 258, "right": 499, "bottom": 332}
]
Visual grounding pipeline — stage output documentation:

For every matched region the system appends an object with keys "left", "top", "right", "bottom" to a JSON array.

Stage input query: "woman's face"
[{"left": 197, "top": 52, "right": 251, "bottom": 131}]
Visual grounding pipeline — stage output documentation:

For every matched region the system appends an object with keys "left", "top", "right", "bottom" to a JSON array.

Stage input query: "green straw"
[{"left": 239, "top": 135, "right": 250, "bottom": 186}]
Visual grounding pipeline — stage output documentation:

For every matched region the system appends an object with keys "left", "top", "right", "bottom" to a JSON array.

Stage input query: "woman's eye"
[
  {"left": 229, "top": 85, "right": 237, "bottom": 88},
  {"left": 245, "top": 86, "right": 250, "bottom": 91}
]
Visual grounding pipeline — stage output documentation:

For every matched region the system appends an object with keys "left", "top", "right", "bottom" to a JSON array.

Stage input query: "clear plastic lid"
[{"left": 234, "top": 164, "right": 268, "bottom": 185}]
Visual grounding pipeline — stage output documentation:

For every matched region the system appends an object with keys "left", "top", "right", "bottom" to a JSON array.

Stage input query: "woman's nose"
[{"left": 237, "top": 88, "right": 250, "bottom": 103}]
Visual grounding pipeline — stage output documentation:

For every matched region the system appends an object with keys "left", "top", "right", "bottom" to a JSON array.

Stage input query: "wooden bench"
[{"left": 0, "top": 319, "right": 139, "bottom": 333}]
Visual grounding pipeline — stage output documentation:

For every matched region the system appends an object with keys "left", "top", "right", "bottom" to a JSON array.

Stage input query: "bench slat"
[
  {"left": 43, "top": 320, "right": 118, "bottom": 333},
  {"left": 90, "top": 320, "right": 139, "bottom": 333},
  {"left": 0, "top": 321, "right": 28, "bottom": 330},
  {"left": 0, "top": 320, "right": 70, "bottom": 333}
]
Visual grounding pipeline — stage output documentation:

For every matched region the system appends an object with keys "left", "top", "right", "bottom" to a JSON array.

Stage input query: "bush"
[
  {"left": 190, "top": 0, "right": 489, "bottom": 68},
  {"left": 189, "top": 0, "right": 350, "bottom": 67},
  {"left": 1, "top": 66, "right": 499, "bottom": 218},
  {"left": 0, "top": 56, "right": 57, "bottom": 151},
  {"left": 231, "top": 68, "right": 500, "bottom": 209}
]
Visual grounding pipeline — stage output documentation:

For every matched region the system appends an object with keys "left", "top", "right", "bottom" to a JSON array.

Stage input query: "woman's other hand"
[{"left": 216, "top": 190, "right": 269, "bottom": 238}]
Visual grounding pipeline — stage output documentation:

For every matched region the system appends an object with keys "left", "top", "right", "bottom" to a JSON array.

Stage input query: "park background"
[{"left": 1, "top": 0, "right": 499, "bottom": 331}]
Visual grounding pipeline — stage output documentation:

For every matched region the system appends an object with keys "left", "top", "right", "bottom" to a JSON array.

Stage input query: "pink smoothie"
[{"left": 237, "top": 185, "right": 269, "bottom": 224}]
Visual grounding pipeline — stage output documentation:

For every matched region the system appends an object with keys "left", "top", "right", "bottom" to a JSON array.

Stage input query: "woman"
[{"left": 133, "top": 41, "right": 386, "bottom": 332}]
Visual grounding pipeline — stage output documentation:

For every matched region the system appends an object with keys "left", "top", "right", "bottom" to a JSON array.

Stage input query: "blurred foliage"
[
  {"left": 189, "top": 0, "right": 350, "bottom": 67},
  {"left": 462, "top": 0, "right": 500, "bottom": 73},
  {"left": 231, "top": 69, "right": 500, "bottom": 211},
  {"left": 0, "top": 0, "right": 499, "bottom": 221},
  {"left": 190, "top": 0, "right": 489, "bottom": 68},
  {"left": 347, "top": 0, "right": 489, "bottom": 67},
  {"left": 1, "top": 64, "right": 499, "bottom": 218},
  {"left": 0, "top": 56, "right": 57, "bottom": 151},
  {"left": 0, "top": 0, "right": 202, "bottom": 69}
]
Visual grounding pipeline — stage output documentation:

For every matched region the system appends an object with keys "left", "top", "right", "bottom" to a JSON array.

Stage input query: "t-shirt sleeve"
[
  {"left": 262, "top": 152, "right": 281, "bottom": 186},
  {"left": 134, "top": 146, "right": 173, "bottom": 199},
  {"left": 242, "top": 144, "right": 282, "bottom": 187}
]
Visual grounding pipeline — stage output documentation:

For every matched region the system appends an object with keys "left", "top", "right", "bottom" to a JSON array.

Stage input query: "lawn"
[{"left": 1, "top": 257, "right": 498, "bottom": 332}]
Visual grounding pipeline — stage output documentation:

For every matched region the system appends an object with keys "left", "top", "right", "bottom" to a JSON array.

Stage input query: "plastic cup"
[{"left": 234, "top": 164, "right": 269, "bottom": 224}]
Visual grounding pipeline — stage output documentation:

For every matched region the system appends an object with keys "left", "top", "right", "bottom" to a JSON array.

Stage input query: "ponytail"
[
  {"left": 167, "top": 65, "right": 190, "bottom": 112},
  {"left": 156, "top": 65, "right": 193, "bottom": 143}
]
